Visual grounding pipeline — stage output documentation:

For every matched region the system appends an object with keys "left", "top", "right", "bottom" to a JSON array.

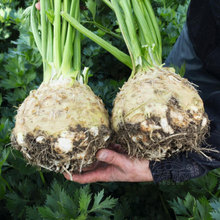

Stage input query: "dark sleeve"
[
  {"left": 186, "top": 0, "right": 219, "bottom": 62},
  {"left": 149, "top": 92, "right": 220, "bottom": 183},
  {"left": 209, "top": 0, "right": 220, "bottom": 27}
]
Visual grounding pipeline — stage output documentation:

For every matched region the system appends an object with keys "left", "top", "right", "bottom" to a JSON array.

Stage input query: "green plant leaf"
[
  {"left": 169, "top": 196, "right": 192, "bottom": 217},
  {"left": 184, "top": 193, "right": 195, "bottom": 214},
  {"left": 0, "top": 148, "right": 10, "bottom": 174},
  {"left": 196, "top": 197, "right": 212, "bottom": 220},
  {"left": 79, "top": 185, "right": 92, "bottom": 214},
  {"left": 210, "top": 199, "right": 220, "bottom": 211},
  {"left": 6, "top": 192, "right": 28, "bottom": 219},
  {"left": 211, "top": 212, "right": 220, "bottom": 220},
  {"left": 38, "top": 206, "right": 60, "bottom": 220},
  {"left": 210, "top": 198, "right": 220, "bottom": 220},
  {"left": 89, "top": 189, "right": 117, "bottom": 216},
  {"left": 26, "top": 207, "right": 42, "bottom": 220},
  {"left": 86, "top": 0, "right": 97, "bottom": 20}
]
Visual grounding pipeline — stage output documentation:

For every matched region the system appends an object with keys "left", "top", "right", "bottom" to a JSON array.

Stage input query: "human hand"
[{"left": 64, "top": 145, "right": 153, "bottom": 184}]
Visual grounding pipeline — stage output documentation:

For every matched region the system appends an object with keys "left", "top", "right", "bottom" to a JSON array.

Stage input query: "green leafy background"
[{"left": 0, "top": 0, "right": 219, "bottom": 219}]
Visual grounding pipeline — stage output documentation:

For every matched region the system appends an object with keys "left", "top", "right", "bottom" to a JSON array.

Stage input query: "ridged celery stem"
[
  {"left": 54, "top": 0, "right": 61, "bottom": 71},
  {"left": 47, "top": 22, "right": 53, "bottom": 62},
  {"left": 41, "top": 0, "right": 48, "bottom": 80},
  {"left": 119, "top": 0, "right": 142, "bottom": 67},
  {"left": 133, "top": 0, "right": 156, "bottom": 46},
  {"left": 83, "top": 21, "right": 122, "bottom": 39},
  {"left": 50, "top": 0, "right": 54, "bottom": 10},
  {"left": 73, "top": 0, "right": 81, "bottom": 78},
  {"left": 31, "top": 0, "right": 42, "bottom": 56},
  {"left": 73, "top": 31, "right": 81, "bottom": 79},
  {"left": 144, "top": 0, "right": 162, "bottom": 61},
  {"left": 61, "top": 0, "right": 68, "bottom": 52},
  {"left": 111, "top": 0, "right": 135, "bottom": 69},
  {"left": 60, "top": 0, "right": 78, "bottom": 78},
  {"left": 46, "top": 0, "right": 53, "bottom": 63},
  {"left": 140, "top": 4, "right": 161, "bottom": 64},
  {"left": 132, "top": 0, "right": 161, "bottom": 66}
]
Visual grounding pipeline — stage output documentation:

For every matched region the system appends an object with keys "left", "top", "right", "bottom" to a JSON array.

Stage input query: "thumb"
[{"left": 96, "top": 149, "right": 128, "bottom": 167}]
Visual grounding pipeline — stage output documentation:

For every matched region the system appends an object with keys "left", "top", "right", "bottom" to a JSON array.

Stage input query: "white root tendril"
[
  {"left": 78, "top": 137, "right": 89, "bottom": 147},
  {"left": 79, "top": 143, "right": 91, "bottom": 173},
  {"left": 38, "top": 164, "right": 53, "bottom": 171},
  {"left": 158, "top": 133, "right": 187, "bottom": 143},
  {"left": 123, "top": 136, "right": 131, "bottom": 155}
]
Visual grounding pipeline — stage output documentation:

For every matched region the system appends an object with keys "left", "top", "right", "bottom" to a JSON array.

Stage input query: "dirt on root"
[
  {"left": 11, "top": 125, "right": 111, "bottom": 173},
  {"left": 114, "top": 111, "right": 210, "bottom": 161}
]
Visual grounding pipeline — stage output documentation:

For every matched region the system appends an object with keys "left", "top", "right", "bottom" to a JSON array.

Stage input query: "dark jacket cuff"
[{"left": 149, "top": 153, "right": 208, "bottom": 183}]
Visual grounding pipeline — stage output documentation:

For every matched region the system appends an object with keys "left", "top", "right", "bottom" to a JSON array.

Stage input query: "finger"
[
  {"left": 82, "top": 161, "right": 108, "bottom": 172},
  {"left": 64, "top": 172, "right": 72, "bottom": 181},
  {"left": 35, "top": 2, "right": 40, "bottom": 10},
  {"left": 96, "top": 149, "right": 129, "bottom": 168},
  {"left": 67, "top": 167, "right": 113, "bottom": 184},
  {"left": 82, "top": 161, "right": 99, "bottom": 172}
]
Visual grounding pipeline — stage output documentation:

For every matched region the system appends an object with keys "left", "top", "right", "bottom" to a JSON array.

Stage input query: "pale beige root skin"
[
  {"left": 112, "top": 67, "right": 209, "bottom": 160},
  {"left": 12, "top": 80, "right": 110, "bottom": 172}
]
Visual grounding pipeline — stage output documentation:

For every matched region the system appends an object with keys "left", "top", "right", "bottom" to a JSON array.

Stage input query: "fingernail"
[{"left": 98, "top": 151, "right": 107, "bottom": 161}]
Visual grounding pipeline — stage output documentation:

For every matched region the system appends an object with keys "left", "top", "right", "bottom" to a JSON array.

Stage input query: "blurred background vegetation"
[{"left": 0, "top": 0, "right": 219, "bottom": 219}]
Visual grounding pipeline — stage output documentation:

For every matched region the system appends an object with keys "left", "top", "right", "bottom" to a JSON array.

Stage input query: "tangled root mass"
[{"left": 12, "top": 125, "right": 110, "bottom": 173}]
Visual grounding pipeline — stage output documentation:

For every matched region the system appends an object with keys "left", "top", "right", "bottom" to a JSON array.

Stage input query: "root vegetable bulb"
[
  {"left": 61, "top": 0, "right": 210, "bottom": 160},
  {"left": 106, "top": 0, "right": 210, "bottom": 160},
  {"left": 12, "top": 81, "right": 110, "bottom": 172},
  {"left": 112, "top": 67, "right": 209, "bottom": 160},
  {"left": 11, "top": 0, "right": 111, "bottom": 173}
]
